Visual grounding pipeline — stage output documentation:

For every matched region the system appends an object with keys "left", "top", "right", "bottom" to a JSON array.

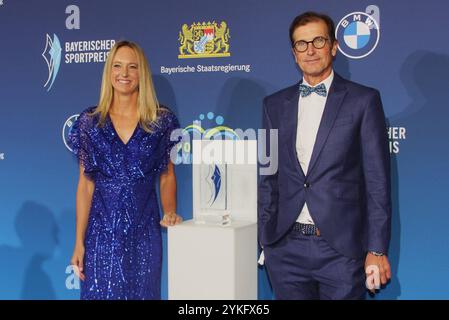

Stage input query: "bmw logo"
[
  {"left": 336, "top": 12, "right": 380, "bottom": 59},
  {"left": 62, "top": 114, "right": 79, "bottom": 152}
]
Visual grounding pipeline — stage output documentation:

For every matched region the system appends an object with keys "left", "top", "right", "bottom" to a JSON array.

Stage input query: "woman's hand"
[
  {"left": 70, "top": 244, "right": 86, "bottom": 281},
  {"left": 159, "top": 162, "right": 179, "bottom": 228},
  {"left": 160, "top": 212, "right": 183, "bottom": 227}
]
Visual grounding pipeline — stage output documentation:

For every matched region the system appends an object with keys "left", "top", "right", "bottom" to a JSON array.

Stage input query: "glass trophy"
[{"left": 198, "top": 163, "right": 230, "bottom": 226}]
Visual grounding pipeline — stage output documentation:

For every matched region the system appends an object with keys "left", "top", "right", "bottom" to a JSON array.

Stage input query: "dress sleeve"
[
  {"left": 68, "top": 109, "right": 99, "bottom": 177},
  {"left": 156, "top": 108, "right": 181, "bottom": 173}
]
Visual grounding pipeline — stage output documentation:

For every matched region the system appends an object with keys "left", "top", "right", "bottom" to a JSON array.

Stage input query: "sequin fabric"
[{"left": 69, "top": 106, "right": 180, "bottom": 300}]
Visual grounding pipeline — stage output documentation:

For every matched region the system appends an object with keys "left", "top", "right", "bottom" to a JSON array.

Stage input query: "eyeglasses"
[{"left": 293, "top": 36, "right": 329, "bottom": 53}]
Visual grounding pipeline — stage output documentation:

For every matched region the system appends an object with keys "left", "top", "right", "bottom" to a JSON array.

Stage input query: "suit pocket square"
[{"left": 333, "top": 115, "right": 353, "bottom": 127}]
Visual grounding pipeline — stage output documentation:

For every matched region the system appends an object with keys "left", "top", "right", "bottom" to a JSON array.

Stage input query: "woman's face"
[{"left": 110, "top": 46, "right": 139, "bottom": 95}]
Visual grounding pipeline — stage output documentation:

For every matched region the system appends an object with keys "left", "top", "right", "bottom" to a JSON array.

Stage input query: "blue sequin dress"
[{"left": 69, "top": 106, "right": 180, "bottom": 300}]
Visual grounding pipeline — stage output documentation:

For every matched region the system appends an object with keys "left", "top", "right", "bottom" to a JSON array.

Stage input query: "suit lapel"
[
  {"left": 307, "top": 74, "right": 348, "bottom": 176},
  {"left": 282, "top": 83, "right": 306, "bottom": 178}
]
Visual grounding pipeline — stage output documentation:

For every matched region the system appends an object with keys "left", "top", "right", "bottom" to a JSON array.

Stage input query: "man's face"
[{"left": 292, "top": 20, "right": 338, "bottom": 85}]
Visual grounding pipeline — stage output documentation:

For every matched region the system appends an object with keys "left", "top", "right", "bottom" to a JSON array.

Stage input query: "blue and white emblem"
[
  {"left": 336, "top": 11, "right": 380, "bottom": 59},
  {"left": 62, "top": 114, "right": 79, "bottom": 152}
]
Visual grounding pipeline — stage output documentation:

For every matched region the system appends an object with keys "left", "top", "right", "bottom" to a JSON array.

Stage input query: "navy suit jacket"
[{"left": 258, "top": 73, "right": 391, "bottom": 259}]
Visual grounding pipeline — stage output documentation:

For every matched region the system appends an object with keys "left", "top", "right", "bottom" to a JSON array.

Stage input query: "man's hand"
[{"left": 365, "top": 252, "right": 391, "bottom": 293}]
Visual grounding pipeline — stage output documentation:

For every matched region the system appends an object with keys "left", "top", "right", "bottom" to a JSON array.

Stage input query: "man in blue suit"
[{"left": 258, "top": 11, "right": 392, "bottom": 299}]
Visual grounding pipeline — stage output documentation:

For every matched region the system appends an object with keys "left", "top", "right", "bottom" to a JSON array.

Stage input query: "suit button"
[{"left": 304, "top": 183, "right": 310, "bottom": 188}]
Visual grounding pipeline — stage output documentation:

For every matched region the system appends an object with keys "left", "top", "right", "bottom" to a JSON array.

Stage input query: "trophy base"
[{"left": 194, "top": 214, "right": 232, "bottom": 227}]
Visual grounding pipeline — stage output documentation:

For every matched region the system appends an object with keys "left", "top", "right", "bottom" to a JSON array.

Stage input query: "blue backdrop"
[{"left": 0, "top": 0, "right": 448, "bottom": 299}]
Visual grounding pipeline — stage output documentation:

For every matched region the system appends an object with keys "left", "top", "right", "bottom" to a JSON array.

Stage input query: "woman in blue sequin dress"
[{"left": 69, "top": 41, "right": 183, "bottom": 300}]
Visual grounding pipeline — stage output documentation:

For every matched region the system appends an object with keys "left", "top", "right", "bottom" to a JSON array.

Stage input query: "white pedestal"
[{"left": 168, "top": 219, "right": 257, "bottom": 300}]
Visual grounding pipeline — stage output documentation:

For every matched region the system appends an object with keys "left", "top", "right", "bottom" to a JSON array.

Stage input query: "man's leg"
[
  {"left": 264, "top": 229, "right": 320, "bottom": 300},
  {"left": 311, "top": 237, "right": 366, "bottom": 300}
]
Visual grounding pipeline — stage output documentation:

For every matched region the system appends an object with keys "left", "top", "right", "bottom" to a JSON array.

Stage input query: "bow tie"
[{"left": 299, "top": 83, "right": 327, "bottom": 97}]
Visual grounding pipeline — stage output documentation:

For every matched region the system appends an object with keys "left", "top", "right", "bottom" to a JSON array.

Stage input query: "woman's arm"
[
  {"left": 70, "top": 164, "right": 94, "bottom": 281},
  {"left": 159, "top": 162, "right": 182, "bottom": 227}
]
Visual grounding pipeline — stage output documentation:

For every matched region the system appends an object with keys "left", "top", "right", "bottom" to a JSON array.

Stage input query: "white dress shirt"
[{"left": 296, "top": 71, "right": 334, "bottom": 225}]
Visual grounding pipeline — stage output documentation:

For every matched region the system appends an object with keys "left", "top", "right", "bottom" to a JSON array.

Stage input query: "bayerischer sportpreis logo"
[
  {"left": 42, "top": 33, "right": 115, "bottom": 92},
  {"left": 336, "top": 11, "right": 380, "bottom": 59},
  {"left": 42, "top": 33, "right": 62, "bottom": 91}
]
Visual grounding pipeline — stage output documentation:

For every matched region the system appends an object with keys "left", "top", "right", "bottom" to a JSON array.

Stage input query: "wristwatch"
[{"left": 369, "top": 251, "right": 385, "bottom": 257}]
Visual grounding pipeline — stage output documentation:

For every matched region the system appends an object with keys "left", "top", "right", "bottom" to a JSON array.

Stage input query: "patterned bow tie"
[{"left": 299, "top": 83, "right": 327, "bottom": 97}]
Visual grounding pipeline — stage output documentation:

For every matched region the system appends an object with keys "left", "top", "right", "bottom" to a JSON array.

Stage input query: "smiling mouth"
[{"left": 117, "top": 79, "right": 131, "bottom": 84}]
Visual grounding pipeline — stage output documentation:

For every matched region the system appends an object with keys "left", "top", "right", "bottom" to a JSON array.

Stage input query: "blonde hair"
[{"left": 90, "top": 40, "right": 162, "bottom": 132}]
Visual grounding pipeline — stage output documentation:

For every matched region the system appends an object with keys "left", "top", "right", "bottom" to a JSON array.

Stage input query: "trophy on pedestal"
[
  {"left": 192, "top": 139, "right": 257, "bottom": 226},
  {"left": 168, "top": 138, "right": 258, "bottom": 299}
]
